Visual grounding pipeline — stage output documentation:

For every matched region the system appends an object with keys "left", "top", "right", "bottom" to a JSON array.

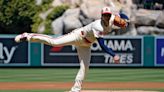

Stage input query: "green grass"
[
  {"left": 0, "top": 68, "right": 164, "bottom": 82},
  {"left": 0, "top": 68, "right": 77, "bottom": 82},
  {"left": 0, "top": 68, "right": 164, "bottom": 92},
  {"left": 86, "top": 68, "right": 164, "bottom": 82}
]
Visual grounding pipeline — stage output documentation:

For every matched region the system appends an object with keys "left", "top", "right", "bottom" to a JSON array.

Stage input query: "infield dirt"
[{"left": 0, "top": 82, "right": 163, "bottom": 92}]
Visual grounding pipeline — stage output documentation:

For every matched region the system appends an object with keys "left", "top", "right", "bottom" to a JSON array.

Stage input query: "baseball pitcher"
[{"left": 15, "top": 7, "right": 129, "bottom": 92}]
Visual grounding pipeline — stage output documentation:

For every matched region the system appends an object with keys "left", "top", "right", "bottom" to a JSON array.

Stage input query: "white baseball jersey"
[
  {"left": 20, "top": 14, "right": 116, "bottom": 92},
  {"left": 73, "top": 14, "right": 116, "bottom": 44},
  {"left": 27, "top": 14, "right": 116, "bottom": 47}
]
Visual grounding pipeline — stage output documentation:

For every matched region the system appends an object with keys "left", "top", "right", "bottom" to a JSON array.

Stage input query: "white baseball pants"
[{"left": 26, "top": 31, "right": 92, "bottom": 92}]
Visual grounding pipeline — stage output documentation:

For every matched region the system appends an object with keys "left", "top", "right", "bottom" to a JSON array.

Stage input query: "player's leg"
[
  {"left": 70, "top": 46, "right": 91, "bottom": 92},
  {"left": 15, "top": 32, "right": 79, "bottom": 46}
]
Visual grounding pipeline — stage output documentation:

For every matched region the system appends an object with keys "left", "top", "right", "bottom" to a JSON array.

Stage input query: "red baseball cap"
[{"left": 101, "top": 7, "right": 112, "bottom": 14}]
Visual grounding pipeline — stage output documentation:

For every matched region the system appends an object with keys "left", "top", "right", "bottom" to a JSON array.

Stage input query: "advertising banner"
[
  {"left": 42, "top": 36, "right": 143, "bottom": 67},
  {"left": 0, "top": 36, "right": 29, "bottom": 66},
  {"left": 155, "top": 37, "right": 164, "bottom": 66}
]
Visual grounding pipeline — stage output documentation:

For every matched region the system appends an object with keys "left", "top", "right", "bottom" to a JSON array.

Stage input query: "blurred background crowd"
[{"left": 0, "top": 0, "right": 164, "bottom": 36}]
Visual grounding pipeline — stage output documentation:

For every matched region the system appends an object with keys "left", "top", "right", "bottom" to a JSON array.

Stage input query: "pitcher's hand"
[{"left": 114, "top": 55, "right": 120, "bottom": 64}]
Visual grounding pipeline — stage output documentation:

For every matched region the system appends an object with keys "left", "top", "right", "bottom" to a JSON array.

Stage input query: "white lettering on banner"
[
  {"left": 104, "top": 54, "right": 133, "bottom": 64},
  {"left": 108, "top": 40, "right": 134, "bottom": 51},
  {"left": 3, "top": 47, "right": 17, "bottom": 63},
  {"left": 71, "top": 39, "right": 135, "bottom": 64},
  {"left": 72, "top": 43, "right": 102, "bottom": 51},
  {"left": 161, "top": 48, "right": 164, "bottom": 57},
  {"left": 72, "top": 40, "right": 134, "bottom": 51},
  {"left": 104, "top": 54, "right": 114, "bottom": 63},
  {"left": 72, "top": 46, "right": 76, "bottom": 51},
  {"left": 0, "top": 42, "right": 17, "bottom": 64},
  {"left": 0, "top": 43, "right": 4, "bottom": 59},
  {"left": 120, "top": 54, "right": 133, "bottom": 64},
  {"left": 72, "top": 42, "right": 102, "bottom": 51},
  {"left": 90, "top": 40, "right": 134, "bottom": 51}
]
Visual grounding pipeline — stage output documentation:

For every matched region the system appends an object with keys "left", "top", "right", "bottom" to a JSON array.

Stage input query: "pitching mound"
[{"left": 81, "top": 90, "right": 159, "bottom": 92}]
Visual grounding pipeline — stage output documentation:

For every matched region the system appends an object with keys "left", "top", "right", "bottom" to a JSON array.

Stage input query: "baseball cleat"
[{"left": 15, "top": 33, "right": 29, "bottom": 43}]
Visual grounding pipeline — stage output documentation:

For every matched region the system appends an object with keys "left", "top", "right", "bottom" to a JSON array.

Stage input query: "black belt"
[{"left": 84, "top": 37, "right": 92, "bottom": 43}]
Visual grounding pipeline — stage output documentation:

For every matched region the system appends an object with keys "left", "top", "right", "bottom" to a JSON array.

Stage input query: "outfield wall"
[{"left": 0, "top": 35, "right": 163, "bottom": 67}]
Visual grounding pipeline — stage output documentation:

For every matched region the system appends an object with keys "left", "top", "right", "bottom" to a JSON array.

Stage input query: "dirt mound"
[{"left": 81, "top": 90, "right": 159, "bottom": 92}]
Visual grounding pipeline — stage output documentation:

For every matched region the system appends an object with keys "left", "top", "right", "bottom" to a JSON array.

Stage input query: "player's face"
[{"left": 102, "top": 14, "right": 111, "bottom": 25}]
